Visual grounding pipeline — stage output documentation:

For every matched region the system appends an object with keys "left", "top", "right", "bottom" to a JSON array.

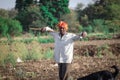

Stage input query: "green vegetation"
[
  {"left": 75, "top": 0, "right": 120, "bottom": 34},
  {"left": 1, "top": 53, "right": 16, "bottom": 68},
  {"left": 15, "top": 0, "right": 70, "bottom": 31},
  {"left": 37, "top": 36, "right": 54, "bottom": 43},
  {"left": 0, "top": 17, "right": 22, "bottom": 37},
  {"left": 43, "top": 48, "right": 53, "bottom": 59},
  {"left": 96, "top": 44, "right": 112, "bottom": 58},
  {"left": 15, "top": 68, "right": 37, "bottom": 79},
  {"left": 0, "top": 0, "right": 120, "bottom": 69},
  {"left": 0, "top": 33, "right": 115, "bottom": 65},
  {"left": 0, "top": 0, "right": 120, "bottom": 36},
  {"left": 0, "top": 40, "right": 54, "bottom": 66}
]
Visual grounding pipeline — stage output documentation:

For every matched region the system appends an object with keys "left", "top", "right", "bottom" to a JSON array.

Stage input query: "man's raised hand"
[
  {"left": 81, "top": 31, "right": 87, "bottom": 38},
  {"left": 40, "top": 27, "right": 46, "bottom": 33}
]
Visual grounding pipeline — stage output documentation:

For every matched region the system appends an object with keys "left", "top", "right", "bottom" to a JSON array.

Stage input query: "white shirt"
[
  {"left": 45, "top": 27, "right": 82, "bottom": 63},
  {"left": 50, "top": 32, "right": 82, "bottom": 63}
]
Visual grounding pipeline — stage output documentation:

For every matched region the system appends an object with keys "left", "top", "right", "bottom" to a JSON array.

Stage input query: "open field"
[{"left": 0, "top": 38, "right": 120, "bottom": 80}]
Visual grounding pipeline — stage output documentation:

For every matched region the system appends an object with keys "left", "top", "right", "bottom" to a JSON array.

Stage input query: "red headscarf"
[{"left": 57, "top": 21, "right": 68, "bottom": 31}]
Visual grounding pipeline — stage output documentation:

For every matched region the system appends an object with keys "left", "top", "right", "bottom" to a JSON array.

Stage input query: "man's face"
[{"left": 59, "top": 27, "right": 66, "bottom": 35}]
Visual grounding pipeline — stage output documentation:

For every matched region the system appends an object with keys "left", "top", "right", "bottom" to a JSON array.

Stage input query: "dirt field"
[{"left": 0, "top": 39, "right": 120, "bottom": 80}]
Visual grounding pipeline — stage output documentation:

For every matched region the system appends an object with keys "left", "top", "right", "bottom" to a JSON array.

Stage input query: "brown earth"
[{"left": 0, "top": 39, "right": 120, "bottom": 80}]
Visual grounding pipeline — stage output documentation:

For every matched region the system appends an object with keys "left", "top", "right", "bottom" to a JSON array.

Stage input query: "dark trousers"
[{"left": 58, "top": 63, "right": 71, "bottom": 80}]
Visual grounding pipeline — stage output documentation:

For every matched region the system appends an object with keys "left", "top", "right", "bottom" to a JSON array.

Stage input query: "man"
[{"left": 41, "top": 21, "right": 87, "bottom": 80}]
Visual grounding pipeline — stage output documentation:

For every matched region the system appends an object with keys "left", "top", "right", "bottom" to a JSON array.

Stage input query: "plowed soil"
[{"left": 0, "top": 39, "right": 120, "bottom": 80}]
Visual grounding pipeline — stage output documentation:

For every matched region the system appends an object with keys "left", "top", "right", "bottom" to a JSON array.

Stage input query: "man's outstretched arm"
[
  {"left": 72, "top": 31, "right": 87, "bottom": 41},
  {"left": 41, "top": 26, "right": 54, "bottom": 32}
]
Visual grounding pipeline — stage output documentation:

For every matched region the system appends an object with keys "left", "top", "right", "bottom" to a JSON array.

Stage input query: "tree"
[
  {"left": 16, "top": 5, "right": 46, "bottom": 31},
  {"left": 84, "top": 0, "right": 120, "bottom": 20},
  {"left": 40, "top": 0, "right": 70, "bottom": 27},
  {"left": 60, "top": 9, "right": 81, "bottom": 32},
  {"left": 15, "top": 0, "right": 36, "bottom": 12},
  {"left": 15, "top": 0, "right": 70, "bottom": 31},
  {"left": 40, "top": 5, "right": 58, "bottom": 28},
  {"left": 0, "top": 9, "right": 18, "bottom": 19},
  {"left": 0, "top": 9, "right": 9, "bottom": 18},
  {"left": 75, "top": 3, "right": 87, "bottom": 25},
  {"left": 8, "top": 9, "right": 18, "bottom": 19},
  {"left": 106, "top": 3, "right": 120, "bottom": 20},
  {"left": 15, "top": 0, "right": 25, "bottom": 12},
  {"left": 52, "top": 0, "right": 70, "bottom": 20}
]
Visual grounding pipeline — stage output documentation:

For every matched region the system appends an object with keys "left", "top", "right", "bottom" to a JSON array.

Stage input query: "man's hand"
[
  {"left": 81, "top": 31, "right": 87, "bottom": 38},
  {"left": 40, "top": 27, "right": 46, "bottom": 33}
]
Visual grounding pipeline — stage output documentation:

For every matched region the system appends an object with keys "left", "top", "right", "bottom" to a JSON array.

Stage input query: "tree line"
[{"left": 0, "top": 0, "right": 120, "bottom": 37}]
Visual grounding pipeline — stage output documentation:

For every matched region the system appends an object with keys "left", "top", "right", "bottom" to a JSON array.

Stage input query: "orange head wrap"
[{"left": 57, "top": 21, "right": 68, "bottom": 31}]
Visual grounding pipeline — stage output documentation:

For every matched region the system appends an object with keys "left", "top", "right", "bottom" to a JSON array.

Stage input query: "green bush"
[
  {"left": 21, "top": 41, "right": 42, "bottom": 61},
  {"left": 0, "top": 17, "right": 8, "bottom": 36},
  {"left": 22, "top": 48, "right": 41, "bottom": 61},
  {"left": 0, "top": 17, "right": 22, "bottom": 37},
  {"left": 8, "top": 19, "right": 22, "bottom": 36}
]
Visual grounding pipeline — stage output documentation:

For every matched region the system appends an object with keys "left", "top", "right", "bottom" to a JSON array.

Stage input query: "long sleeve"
[
  {"left": 45, "top": 26, "right": 54, "bottom": 32},
  {"left": 44, "top": 26, "right": 57, "bottom": 37},
  {"left": 72, "top": 32, "right": 83, "bottom": 41}
]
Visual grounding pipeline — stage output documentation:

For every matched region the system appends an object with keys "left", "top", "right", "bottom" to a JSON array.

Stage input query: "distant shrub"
[
  {"left": 104, "top": 20, "right": 120, "bottom": 33},
  {"left": 91, "top": 19, "right": 120, "bottom": 34},
  {"left": 0, "top": 17, "right": 22, "bottom": 37},
  {"left": 83, "top": 25, "right": 93, "bottom": 33},
  {"left": 92, "top": 19, "right": 105, "bottom": 33}
]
